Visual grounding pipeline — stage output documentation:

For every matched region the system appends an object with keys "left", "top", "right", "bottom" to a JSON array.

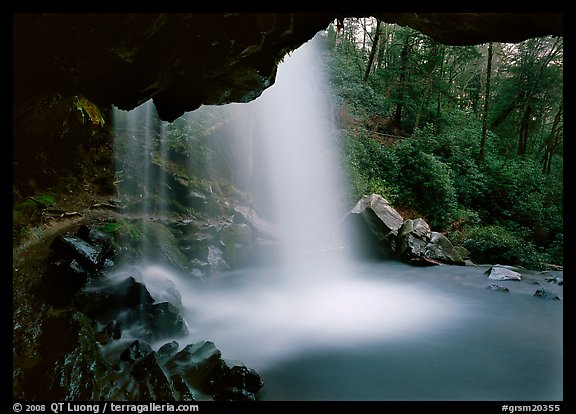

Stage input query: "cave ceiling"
[{"left": 13, "top": 13, "right": 563, "bottom": 122}]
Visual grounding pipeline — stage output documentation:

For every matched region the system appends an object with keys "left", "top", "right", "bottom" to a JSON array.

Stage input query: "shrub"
[
  {"left": 463, "top": 225, "right": 545, "bottom": 269},
  {"left": 393, "top": 142, "right": 458, "bottom": 229}
]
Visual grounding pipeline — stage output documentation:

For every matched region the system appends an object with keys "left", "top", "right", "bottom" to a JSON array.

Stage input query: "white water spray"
[
  {"left": 251, "top": 34, "right": 349, "bottom": 267},
  {"left": 110, "top": 35, "right": 466, "bottom": 368}
]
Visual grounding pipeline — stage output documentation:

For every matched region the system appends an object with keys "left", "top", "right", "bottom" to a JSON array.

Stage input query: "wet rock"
[
  {"left": 212, "top": 359, "right": 265, "bottom": 401},
  {"left": 77, "top": 276, "right": 155, "bottom": 322},
  {"left": 141, "top": 221, "right": 190, "bottom": 271},
  {"left": 233, "top": 205, "right": 280, "bottom": 240},
  {"left": 424, "top": 232, "right": 465, "bottom": 265},
  {"left": 50, "top": 235, "right": 104, "bottom": 274},
  {"left": 165, "top": 341, "right": 223, "bottom": 389},
  {"left": 544, "top": 275, "right": 563, "bottom": 285},
  {"left": 171, "top": 373, "right": 196, "bottom": 401},
  {"left": 157, "top": 341, "right": 180, "bottom": 363},
  {"left": 455, "top": 245, "right": 471, "bottom": 260},
  {"left": 38, "top": 259, "right": 91, "bottom": 306},
  {"left": 219, "top": 223, "right": 254, "bottom": 268},
  {"left": 120, "top": 340, "right": 154, "bottom": 363},
  {"left": 350, "top": 193, "right": 405, "bottom": 237},
  {"left": 397, "top": 218, "right": 430, "bottom": 258},
  {"left": 15, "top": 310, "right": 116, "bottom": 400},
  {"left": 533, "top": 288, "right": 560, "bottom": 300},
  {"left": 220, "top": 222, "right": 253, "bottom": 244},
  {"left": 207, "top": 245, "right": 231, "bottom": 273},
  {"left": 484, "top": 266, "right": 522, "bottom": 281},
  {"left": 131, "top": 352, "right": 176, "bottom": 401},
  {"left": 486, "top": 284, "right": 510, "bottom": 292},
  {"left": 343, "top": 194, "right": 403, "bottom": 259},
  {"left": 164, "top": 340, "right": 264, "bottom": 401},
  {"left": 77, "top": 224, "right": 114, "bottom": 256},
  {"left": 408, "top": 257, "right": 444, "bottom": 267},
  {"left": 95, "top": 320, "right": 122, "bottom": 344},
  {"left": 131, "top": 302, "right": 189, "bottom": 342}
]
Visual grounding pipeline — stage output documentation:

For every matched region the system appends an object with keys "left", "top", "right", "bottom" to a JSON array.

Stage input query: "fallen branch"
[
  {"left": 89, "top": 203, "right": 123, "bottom": 211},
  {"left": 60, "top": 211, "right": 83, "bottom": 219}
]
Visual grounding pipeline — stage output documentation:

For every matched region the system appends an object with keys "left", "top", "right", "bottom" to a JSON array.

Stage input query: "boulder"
[
  {"left": 130, "top": 352, "right": 176, "bottom": 401},
  {"left": 397, "top": 218, "right": 431, "bottom": 258},
  {"left": 120, "top": 340, "right": 154, "bottom": 363},
  {"left": 164, "top": 341, "right": 264, "bottom": 401},
  {"left": 424, "top": 232, "right": 465, "bottom": 265},
  {"left": 140, "top": 221, "right": 190, "bottom": 271},
  {"left": 343, "top": 194, "right": 404, "bottom": 259},
  {"left": 484, "top": 266, "right": 522, "bottom": 281},
  {"left": 130, "top": 302, "right": 189, "bottom": 342},
  {"left": 350, "top": 194, "right": 405, "bottom": 236},
  {"left": 233, "top": 205, "right": 280, "bottom": 241},
  {"left": 77, "top": 276, "right": 155, "bottom": 322},
  {"left": 219, "top": 223, "right": 254, "bottom": 268},
  {"left": 50, "top": 235, "right": 105, "bottom": 274}
]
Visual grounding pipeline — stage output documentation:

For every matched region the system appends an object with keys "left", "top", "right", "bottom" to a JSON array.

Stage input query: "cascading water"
[{"left": 107, "top": 33, "right": 562, "bottom": 401}]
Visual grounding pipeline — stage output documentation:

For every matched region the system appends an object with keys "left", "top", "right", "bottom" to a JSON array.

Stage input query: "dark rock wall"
[{"left": 14, "top": 13, "right": 562, "bottom": 121}]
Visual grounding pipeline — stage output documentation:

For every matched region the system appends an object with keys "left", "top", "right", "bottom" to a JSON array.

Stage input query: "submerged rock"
[
  {"left": 533, "top": 288, "right": 560, "bottom": 300},
  {"left": 486, "top": 284, "right": 510, "bottom": 292}
]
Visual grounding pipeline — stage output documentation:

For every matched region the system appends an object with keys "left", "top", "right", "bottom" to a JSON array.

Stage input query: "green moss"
[
  {"left": 97, "top": 219, "right": 142, "bottom": 241},
  {"left": 73, "top": 96, "right": 105, "bottom": 126},
  {"left": 33, "top": 193, "right": 55, "bottom": 206},
  {"left": 13, "top": 193, "right": 57, "bottom": 228}
]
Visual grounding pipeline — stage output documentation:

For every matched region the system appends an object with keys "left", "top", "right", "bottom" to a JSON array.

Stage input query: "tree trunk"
[
  {"left": 376, "top": 23, "right": 387, "bottom": 70},
  {"left": 434, "top": 45, "right": 445, "bottom": 134},
  {"left": 541, "top": 98, "right": 563, "bottom": 174},
  {"left": 393, "top": 34, "right": 410, "bottom": 128},
  {"left": 334, "top": 18, "right": 344, "bottom": 47},
  {"left": 414, "top": 39, "right": 439, "bottom": 130},
  {"left": 363, "top": 19, "right": 381, "bottom": 82},
  {"left": 518, "top": 104, "right": 531, "bottom": 156},
  {"left": 478, "top": 42, "right": 493, "bottom": 163}
]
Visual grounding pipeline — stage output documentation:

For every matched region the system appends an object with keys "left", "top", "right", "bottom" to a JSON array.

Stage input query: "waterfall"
[
  {"left": 109, "top": 32, "right": 466, "bottom": 365},
  {"left": 106, "top": 33, "right": 562, "bottom": 401},
  {"left": 250, "top": 33, "right": 350, "bottom": 268}
]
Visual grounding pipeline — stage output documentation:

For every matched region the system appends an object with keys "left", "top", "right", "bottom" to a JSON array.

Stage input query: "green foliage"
[
  {"left": 463, "top": 225, "right": 545, "bottom": 270},
  {"left": 479, "top": 157, "right": 545, "bottom": 225},
  {"left": 13, "top": 193, "right": 56, "bottom": 220},
  {"left": 392, "top": 139, "right": 458, "bottom": 228},
  {"left": 329, "top": 52, "right": 390, "bottom": 120},
  {"left": 328, "top": 23, "right": 562, "bottom": 268},
  {"left": 343, "top": 130, "right": 400, "bottom": 202},
  {"left": 540, "top": 233, "right": 563, "bottom": 266},
  {"left": 13, "top": 193, "right": 57, "bottom": 244}
]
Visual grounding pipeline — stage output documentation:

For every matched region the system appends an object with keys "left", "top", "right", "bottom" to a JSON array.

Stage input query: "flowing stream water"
[{"left": 111, "top": 33, "right": 563, "bottom": 401}]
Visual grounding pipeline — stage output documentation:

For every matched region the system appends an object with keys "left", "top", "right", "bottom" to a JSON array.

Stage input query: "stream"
[{"left": 108, "top": 257, "right": 563, "bottom": 401}]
